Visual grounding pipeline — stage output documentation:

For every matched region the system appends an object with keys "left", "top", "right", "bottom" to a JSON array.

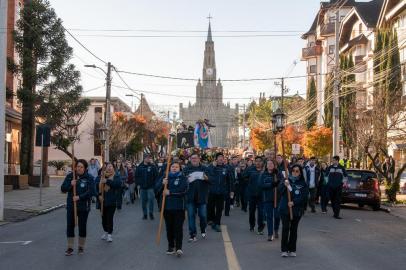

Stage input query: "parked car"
[
  {"left": 400, "top": 172, "right": 406, "bottom": 195},
  {"left": 342, "top": 169, "right": 381, "bottom": 211}
]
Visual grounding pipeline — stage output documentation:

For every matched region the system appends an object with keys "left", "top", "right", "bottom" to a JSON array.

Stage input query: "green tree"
[
  {"left": 324, "top": 73, "right": 334, "bottom": 128},
  {"left": 10, "top": 0, "right": 89, "bottom": 174},
  {"left": 306, "top": 77, "right": 317, "bottom": 130}
]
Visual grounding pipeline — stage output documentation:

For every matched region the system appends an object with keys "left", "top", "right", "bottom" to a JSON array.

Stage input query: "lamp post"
[
  {"left": 271, "top": 108, "right": 292, "bottom": 219},
  {"left": 85, "top": 63, "right": 112, "bottom": 162},
  {"left": 66, "top": 119, "right": 78, "bottom": 226},
  {"left": 98, "top": 125, "right": 107, "bottom": 164}
]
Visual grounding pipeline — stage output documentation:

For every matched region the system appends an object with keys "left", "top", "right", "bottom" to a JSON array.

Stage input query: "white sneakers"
[
  {"left": 176, "top": 249, "right": 183, "bottom": 257},
  {"left": 201, "top": 233, "right": 206, "bottom": 239},
  {"left": 281, "top": 252, "right": 297, "bottom": 257},
  {"left": 101, "top": 232, "right": 108, "bottom": 240},
  {"left": 107, "top": 234, "right": 113, "bottom": 242}
]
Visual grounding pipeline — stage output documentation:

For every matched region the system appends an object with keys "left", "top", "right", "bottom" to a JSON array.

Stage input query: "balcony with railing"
[
  {"left": 319, "top": 23, "right": 335, "bottom": 37},
  {"left": 302, "top": 45, "right": 322, "bottom": 60}
]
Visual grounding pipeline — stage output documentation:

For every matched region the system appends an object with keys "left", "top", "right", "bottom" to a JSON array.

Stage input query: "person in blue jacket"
[
  {"left": 260, "top": 159, "right": 282, "bottom": 241},
  {"left": 279, "top": 164, "right": 308, "bottom": 257},
  {"left": 156, "top": 162, "right": 188, "bottom": 257},
  {"left": 95, "top": 163, "right": 122, "bottom": 243},
  {"left": 183, "top": 153, "right": 210, "bottom": 242},
  {"left": 326, "top": 155, "right": 348, "bottom": 219},
  {"left": 243, "top": 156, "right": 265, "bottom": 234},
  {"left": 61, "top": 159, "right": 95, "bottom": 256},
  {"left": 207, "top": 153, "right": 234, "bottom": 232},
  {"left": 135, "top": 154, "right": 158, "bottom": 220}
]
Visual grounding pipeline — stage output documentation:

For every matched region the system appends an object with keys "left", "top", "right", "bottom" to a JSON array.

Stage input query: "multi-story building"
[
  {"left": 378, "top": 0, "right": 406, "bottom": 169},
  {"left": 33, "top": 97, "right": 132, "bottom": 174},
  {"left": 302, "top": 0, "right": 357, "bottom": 125},
  {"left": 5, "top": 0, "right": 23, "bottom": 175}
]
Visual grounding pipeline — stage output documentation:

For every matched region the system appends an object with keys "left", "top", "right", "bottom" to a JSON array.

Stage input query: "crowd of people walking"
[{"left": 61, "top": 150, "right": 349, "bottom": 258}]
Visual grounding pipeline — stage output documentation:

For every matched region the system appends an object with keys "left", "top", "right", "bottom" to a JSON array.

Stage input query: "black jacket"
[
  {"left": 61, "top": 172, "right": 95, "bottom": 212},
  {"left": 135, "top": 163, "right": 158, "bottom": 189},
  {"left": 183, "top": 165, "right": 210, "bottom": 204},
  {"left": 208, "top": 164, "right": 233, "bottom": 195}
]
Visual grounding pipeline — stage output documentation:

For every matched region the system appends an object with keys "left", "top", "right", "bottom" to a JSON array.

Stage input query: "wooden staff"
[
  {"left": 273, "top": 135, "right": 278, "bottom": 209},
  {"left": 99, "top": 168, "right": 106, "bottom": 217},
  {"left": 156, "top": 134, "right": 173, "bottom": 245},
  {"left": 71, "top": 142, "right": 78, "bottom": 227},
  {"left": 280, "top": 133, "right": 293, "bottom": 220}
]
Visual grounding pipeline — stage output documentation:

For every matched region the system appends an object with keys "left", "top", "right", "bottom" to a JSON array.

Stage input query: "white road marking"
[
  {"left": 0, "top": 241, "right": 32, "bottom": 245},
  {"left": 221, "top": 225, "right": 241, "bottom": 270},
  {"left": 355, "top": 219, "right": 362, "bottom": 222}
]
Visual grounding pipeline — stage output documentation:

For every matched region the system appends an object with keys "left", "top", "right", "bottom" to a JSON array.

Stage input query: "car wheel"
[
  {"left": 358, "top": 203, "right": 365, "bottom": 208},
  {"left": 372, "top": 204, "right": 380, "bottom": 211}
]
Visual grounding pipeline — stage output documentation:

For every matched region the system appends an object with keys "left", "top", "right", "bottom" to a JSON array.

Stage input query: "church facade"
[{"left": 179, "top": 23, "right": 239, "bottom": 148}]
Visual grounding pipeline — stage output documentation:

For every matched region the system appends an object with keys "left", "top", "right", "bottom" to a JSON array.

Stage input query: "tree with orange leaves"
[
  {"left": 302, "top": 126, "right": 332, "bottom": 158},
  {"left": 276, "top": 125, "right": 304, "bottom": 156}
]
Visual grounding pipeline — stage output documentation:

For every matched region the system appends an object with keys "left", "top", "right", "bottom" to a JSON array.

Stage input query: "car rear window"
[{"left": 346, "top": 171, "right": 377, "bottom": 188}]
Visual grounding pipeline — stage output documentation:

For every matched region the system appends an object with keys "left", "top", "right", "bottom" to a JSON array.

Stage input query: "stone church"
[{"left": 179, "top": 23, "right": 239, "bottom": 148}]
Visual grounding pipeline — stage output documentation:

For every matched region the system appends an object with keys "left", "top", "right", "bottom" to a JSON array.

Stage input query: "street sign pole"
[{"left": 39, "top": 134, "right": 43, "bottom": 206}]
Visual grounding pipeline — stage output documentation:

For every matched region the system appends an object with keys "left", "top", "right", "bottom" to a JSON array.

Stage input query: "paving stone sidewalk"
[{"left": 2, "top": 177, "right": 66, "bottom": 224}]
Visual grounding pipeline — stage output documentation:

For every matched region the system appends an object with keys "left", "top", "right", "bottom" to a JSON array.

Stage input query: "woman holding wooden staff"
[
  {"left": 61, "top": 159, "right": 95, "bottom": 256},
  {"left": 260, "top": 160, "right": 282, "bottom": 241},
  {"left": 156, "top": 162, "right": 188, "bottom": 257},
  {"left": 278, "top": 164, "right": 308, "bottom": 258},
  {"left": 95, "top": 163, "right": 122, "bottom": 243}
]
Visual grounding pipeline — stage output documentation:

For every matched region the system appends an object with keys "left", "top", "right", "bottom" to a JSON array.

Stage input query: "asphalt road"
[{"left": 0, "top": 201, "right": 405, "bottom": 270}]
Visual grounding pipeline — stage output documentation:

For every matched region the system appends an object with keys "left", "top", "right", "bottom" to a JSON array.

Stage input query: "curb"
[{"left": 37, "top": 204, "right": 66, "bottom": 215}]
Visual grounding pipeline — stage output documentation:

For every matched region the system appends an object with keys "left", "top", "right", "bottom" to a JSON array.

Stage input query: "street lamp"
[
  {"left": 272, "top": 108, "right": 287, "bottom": 133},
  {"left": 66, "top": 119, "right": 77, "bottom": 142}
]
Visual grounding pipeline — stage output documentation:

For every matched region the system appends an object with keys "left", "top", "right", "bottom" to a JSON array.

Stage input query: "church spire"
[
  {"left": 207, "top": 22, "right": 212, "bottom": 42},
  {"left": 207, "top": 14, "right": 213, "bottom": 42}
]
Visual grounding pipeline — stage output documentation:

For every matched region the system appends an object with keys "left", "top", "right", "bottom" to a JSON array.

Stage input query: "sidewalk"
[{"left": 2, "top": 177, "right": 66, "bottom": 224}]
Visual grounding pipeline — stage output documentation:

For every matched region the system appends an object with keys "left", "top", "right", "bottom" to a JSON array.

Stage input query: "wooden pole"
[
  {"left": 71, "top": 142, "right": 78, "bottom": 226},
  {"left": 280, "top": 133, "right": 293, "bottom": 220},
  {"left": 273, "top": 134, "right": 278, "bottom": 209},
  {"left": 156, "top": 134, "right": 173, "bottom": 245}
]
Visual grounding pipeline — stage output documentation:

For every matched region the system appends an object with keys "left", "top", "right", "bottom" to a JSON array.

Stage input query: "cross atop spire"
[{"left": 207, "top": 14, "right": 213, "bottom": 42}]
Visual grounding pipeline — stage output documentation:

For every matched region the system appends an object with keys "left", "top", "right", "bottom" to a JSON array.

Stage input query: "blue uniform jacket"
[
  {"left": 243, "top": 166, "right": 264, "bottom": 197},
  {"left": 278, "top": 176, "right": 309, "bottom": 217},
  {"left": 61, "top": 172, "right": 95, "bottom": 211},
  {"left": 183, "top": 165, "right": 210, "bottom": 204},
  {"left": 260, "top": 171, "right": 283, "bottom": 203},
  {"left": 207, "top": 164, "right": 233, "bottom": 195},
  {"left": 156, "top": 172, "right": 188, "bottom": 210},
  {"left": 95, "top": 173, "right": 122, "bottom": 207},
  {"left": 326, "top": 165, "right": 348, "bottom": 189},
  {"left": 135, "top": 163, "right": 158, "bottom": 189}
]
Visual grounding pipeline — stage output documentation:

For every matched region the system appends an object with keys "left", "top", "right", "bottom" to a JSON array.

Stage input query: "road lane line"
[
  {"left": 221, "top": 225, "right": 241, "bottom": 270},
  {"left": 0, "top": 241, "right": 32, "bottom": 245}
]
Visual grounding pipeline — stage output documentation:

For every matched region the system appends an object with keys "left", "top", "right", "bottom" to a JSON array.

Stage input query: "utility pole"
[
  {"left": 0, "top": 0, "right": 8, "bottom": 221},
  {"left": 333, "top": 9, "right": 340, "bottom": 156},
  {"left": 105, "top": 62, "right": 112, "bottom": 162},
  {"left": 242, "top": 104, "right": 246, "bottom": 150},
  {"left": 275, "top": 78, "right": 288, "bottom": 111}
]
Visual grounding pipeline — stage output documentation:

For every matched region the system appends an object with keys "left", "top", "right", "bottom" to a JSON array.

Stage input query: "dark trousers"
[
  {"left": 308, "top": 188, "right": 317, "bottom": 211},
  {"left": 66, "top": 209, "right": 89, "bottom": 238},
  {"left": 164, "top": 210, "right": 185, "bottom": 250},
  {"left": 320, "top": 185, "right": 329, "bottom": 212},
  {"left": 248, "top": 195, "right": 264, "bottom": 230},
  {"left": 207, "top": 193, "right": 225, "bottom": 225},
  {"left": 234, "top": 185, "right": 240, "bottom": 206},
  {"left": 116, "top": 188, "right": 123, "bottom": 209},
  {"left": 281, "top": 215, "right": 301, "bottom": 252},
  {"left": 224, "top": 195, "right": 231, "bottom": 216},
  {"left": 328, "top": 186, "right": 342, "bottom": 217},
  {"left": 102, "top": 206, "right": 116, "bottom": 234},
  {"left": 240, "top": 185, "right": 247, "bottom": 211}
]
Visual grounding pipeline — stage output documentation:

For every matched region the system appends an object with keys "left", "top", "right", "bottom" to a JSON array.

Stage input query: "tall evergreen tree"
[
  {"left": 306, "top": 77, "right": 317, "bottom": 130},
  {"left": 11, "top": 0, "right": 89, "bottom": 174}
]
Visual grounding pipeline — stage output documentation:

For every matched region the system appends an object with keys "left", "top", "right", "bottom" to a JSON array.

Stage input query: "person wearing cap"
[
  {"left": 207, "top": 152, "right": 233, "bottom": 232},
  {"left": 135, "top": 154, "right": 158, "bottom": 220}
]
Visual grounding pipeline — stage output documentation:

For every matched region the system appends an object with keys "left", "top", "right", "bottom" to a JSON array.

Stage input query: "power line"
[
  {"left": 74, "top": 34, "right": 300, "bottom": 38},
  {"left": 66, "top": 28, "right": 306, "bottom": 33}
]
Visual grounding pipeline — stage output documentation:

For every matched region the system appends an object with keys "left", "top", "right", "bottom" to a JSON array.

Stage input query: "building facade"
[
  {"left": 179, "top": 23, "right": 239, "bottom": 148},
  {"left": 4, "top": 0, "right": 23, "bottom": 175}
]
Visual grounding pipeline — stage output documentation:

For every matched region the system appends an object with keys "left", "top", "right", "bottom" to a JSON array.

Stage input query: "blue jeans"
[
  {"left": 263, "top": 202, "right": 280, "bottom": 236},
  {"left": 140, "top": 188, "right": 155, "bottom": 216},
  {"left": 186, "top": 202, "right": 207, "bottom": 237}
]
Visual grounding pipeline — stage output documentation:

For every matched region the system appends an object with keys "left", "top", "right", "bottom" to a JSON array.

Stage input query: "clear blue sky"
[{"left": 49, "top": 0, "right": 321, "bottom": 116}]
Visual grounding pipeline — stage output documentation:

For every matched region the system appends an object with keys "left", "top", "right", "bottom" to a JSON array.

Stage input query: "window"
[
  {"left": 309, "top": 41, "right": 315, "bottom": 47},
  {"left": 359, "top": 23, "right": 362, "bottom": 34},
  {"left": 329, "top": 45, "right": 335, "bottom": 55},
  {"left": 309, "top": 65, "right": 317, "bottom": 74}
]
